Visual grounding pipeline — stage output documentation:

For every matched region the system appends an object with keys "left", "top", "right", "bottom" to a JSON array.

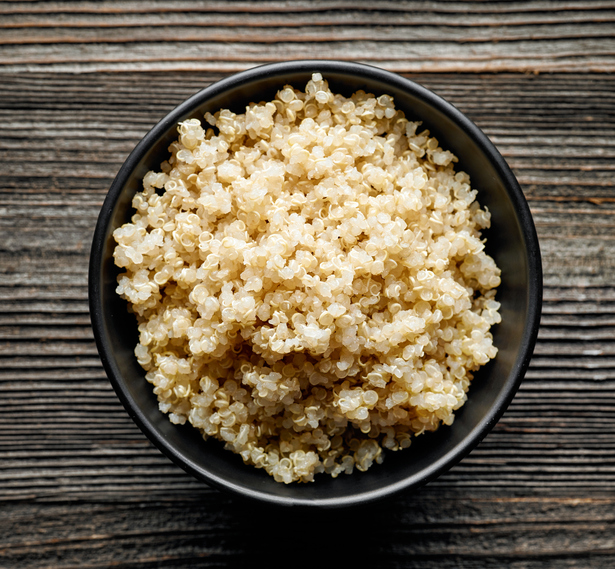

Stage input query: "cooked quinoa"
[{"left": 113, "top": 73, "right": 501, "bottom": 483}]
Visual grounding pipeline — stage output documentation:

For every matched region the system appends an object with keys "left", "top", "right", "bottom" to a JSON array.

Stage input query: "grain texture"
[{"left": 2, "top": 1, "right": 615, "bottom": 72}]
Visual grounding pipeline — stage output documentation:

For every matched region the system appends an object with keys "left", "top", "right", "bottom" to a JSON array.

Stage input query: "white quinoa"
[{"left": 113, "top": 73, "right": 501, "bottom": 483}]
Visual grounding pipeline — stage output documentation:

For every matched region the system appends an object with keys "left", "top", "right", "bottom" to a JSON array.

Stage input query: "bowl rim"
[{"left": 89, "top": 59, "right": 543, "bottom": 508}]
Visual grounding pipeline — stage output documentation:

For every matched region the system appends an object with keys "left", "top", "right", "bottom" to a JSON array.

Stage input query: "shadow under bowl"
[{"left": 89, "top": 60, "right": 542, "bottom": 508}]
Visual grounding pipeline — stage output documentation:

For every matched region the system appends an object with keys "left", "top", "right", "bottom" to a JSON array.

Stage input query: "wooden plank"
[
  {"left": 3, "top": 22, "right": 615, "bottom": 46},
  {"left": 2, "top": 0, "right": 615, "bottom": 15},
  {"left": 1, "top": 1, "right": 615, "bottom": 72},
  {"left": 4, "top": 496, "right": 615, "bottom": 568},
  {"left": 3, "top": 39, "right": 615, "bottom": 73}
]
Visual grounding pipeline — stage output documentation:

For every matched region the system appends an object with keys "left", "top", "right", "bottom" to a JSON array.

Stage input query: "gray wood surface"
[{"left": 2, "top": 1, "right": 615, "bottom": 567}]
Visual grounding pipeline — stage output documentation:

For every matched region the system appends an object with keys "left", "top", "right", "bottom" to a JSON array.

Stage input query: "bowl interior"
[{"left": 90, "top": 61, "right": 541, "bottom": 507}]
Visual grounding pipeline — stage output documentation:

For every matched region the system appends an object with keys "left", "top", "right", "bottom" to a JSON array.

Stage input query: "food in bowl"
[{"left": 112, "top": 73, "right": 501, "bottom": 483}]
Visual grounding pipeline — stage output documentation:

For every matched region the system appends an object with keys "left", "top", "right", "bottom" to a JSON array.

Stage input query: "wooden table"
[{"left": 2, "top": 2, "right": 615, "bottom": 567}]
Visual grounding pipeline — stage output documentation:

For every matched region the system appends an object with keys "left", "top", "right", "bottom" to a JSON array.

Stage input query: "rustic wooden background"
[{"left": 2, "top": 1, "right": 615, "bottom": 567}]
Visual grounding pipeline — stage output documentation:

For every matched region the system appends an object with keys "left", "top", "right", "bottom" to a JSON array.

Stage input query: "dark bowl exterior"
[{"left": 89, "top": 60, "right": 542, "bottom": 508}]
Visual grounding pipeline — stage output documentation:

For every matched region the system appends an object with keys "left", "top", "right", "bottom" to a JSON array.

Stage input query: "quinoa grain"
[{"left": 113, "top": 73, "right": 501, "bottom": 483}]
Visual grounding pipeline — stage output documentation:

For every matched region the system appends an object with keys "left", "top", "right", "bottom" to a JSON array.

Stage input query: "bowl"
[{"left": 89, "top": 60, "right": 542, "bottom": 508}]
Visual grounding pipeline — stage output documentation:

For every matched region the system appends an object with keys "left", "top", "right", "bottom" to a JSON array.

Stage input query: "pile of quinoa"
[{"left": 113, "top": 73, "right": 501, "bottom": 483}]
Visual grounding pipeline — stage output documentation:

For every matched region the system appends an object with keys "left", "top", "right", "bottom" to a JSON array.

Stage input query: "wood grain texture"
[
  {"left": 4, "top": 496, "right": 615, "bottom": 568},
  {"left": 2, "top": 1, "right": 615, "bottom": 567},
  {"left": 2, "top": 1, "right": 615, "bottom": 72}
]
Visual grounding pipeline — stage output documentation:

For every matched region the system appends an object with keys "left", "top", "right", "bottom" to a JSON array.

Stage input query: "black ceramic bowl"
[{"left": 89, "top": 60, "right": 542, "bottom": 508}]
